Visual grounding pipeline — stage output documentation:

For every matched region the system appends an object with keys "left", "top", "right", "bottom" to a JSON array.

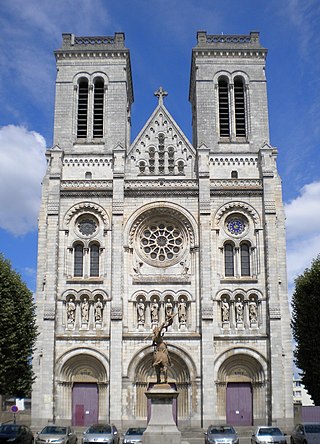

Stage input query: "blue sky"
[{"left": 0, "top": 0, "right": 320, "bottom": 298}]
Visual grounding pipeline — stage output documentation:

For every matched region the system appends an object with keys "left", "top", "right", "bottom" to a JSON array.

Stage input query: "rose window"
[
  {"left": 138, "top": 220, "right": 185, "bottom": 265},
  {"left": 225, "top": 215, "right": 247, "bottom": 236},
  {"left": 76, "top": 216, "right": 98, "bottom": 236}
]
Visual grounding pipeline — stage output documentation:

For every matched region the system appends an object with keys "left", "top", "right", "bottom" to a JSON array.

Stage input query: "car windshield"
[
  {"left": 305, "top": 425, "right": 320, "bottom": 433},
  {"left": 86, "top": 426, "right": 112, "bottom": 434},
  {"left": 258, "top": 428, "right": 282, "bottom": 436},
  {"left": 0, "top": 425, "right": 20, "bottom": 434},
  {"left": 41, "top": 427, "right": 67, "bottom": 435},
  {"left": 209, "top": 426, "right": 235, "bottom": 434},
  {"left": 125, "top": 428, "right": 146, "bottom": 435}
]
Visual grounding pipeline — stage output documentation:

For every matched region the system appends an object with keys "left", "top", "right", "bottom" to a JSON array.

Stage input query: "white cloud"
[
  {"left": 0, "top": 125, "right": 47, "bottom": 236},
  {"left": 285, "top": 181, "right": 320, "bottom": 284}
]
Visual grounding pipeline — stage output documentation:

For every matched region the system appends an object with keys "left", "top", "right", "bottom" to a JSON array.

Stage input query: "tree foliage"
[
  {"left": 0, "top": 253, "right": 37, "bottom": 398},
  {"left": 291, "top": 255, "right": 320, "bottom": 405}
]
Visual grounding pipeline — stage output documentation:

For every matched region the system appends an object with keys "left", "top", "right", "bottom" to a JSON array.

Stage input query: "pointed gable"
[{"left": 127, "top": 100, "right": 196, "bottom": 179}]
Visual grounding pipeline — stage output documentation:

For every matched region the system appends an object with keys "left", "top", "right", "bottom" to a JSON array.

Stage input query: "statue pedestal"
[{"left": 143, "top": 384, "right": 182, "bottom": 444}]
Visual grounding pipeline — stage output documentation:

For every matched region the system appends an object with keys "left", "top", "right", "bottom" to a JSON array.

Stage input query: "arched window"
[
  {"left": 240, "top": 243, "right": 250, "bottom": 276},
  {"left": 93, "top": 78, "right": 104, "bottom": 138},
  {"left": 90, "top": 243, "right": 100, "bottom": 277},
  {"left": 224, "top": 243, "right": 234, "bottom": 276},
  {"left": 77, "top": 79, "right": 89, "bottom": 138},
  {"left": 218, "top": 78, "right": 230, "bottom": 137},
  {"left": 234, "top": 77, "right": 246, "bottom": 138},
  {"left": 74, "top": 243, "right": 84, "bottom": 277}
]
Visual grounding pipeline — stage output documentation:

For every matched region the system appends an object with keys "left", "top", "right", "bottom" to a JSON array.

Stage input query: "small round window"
[
  {"left": 76, "top": 216, "right": 98, "bottom": 237},
  {"left": 138, "top": 217, "right": 186, "bottom": 266},
  {"left": 225, "top": 214, "right": 247, "bottom": 236}
]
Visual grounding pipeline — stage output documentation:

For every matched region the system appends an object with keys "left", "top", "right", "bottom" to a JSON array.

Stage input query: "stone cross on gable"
[{"left": 154, "top": 86, "right": 168, "bottom": 105}]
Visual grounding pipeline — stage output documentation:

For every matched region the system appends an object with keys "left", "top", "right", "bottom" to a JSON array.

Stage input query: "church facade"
[{"left": 31, "top": 31, "right": 293, "bottom": 429}]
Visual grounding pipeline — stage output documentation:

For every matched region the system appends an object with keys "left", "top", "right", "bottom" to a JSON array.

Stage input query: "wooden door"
[
  {"left": 72, "top": 383, "right": 98, "bottom": 426},
  {"left": 226, "top": 382, "right": 252, "bottom": 426}
]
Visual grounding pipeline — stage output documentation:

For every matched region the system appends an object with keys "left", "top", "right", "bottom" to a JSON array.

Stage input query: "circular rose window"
[
  {"left": 225, "top": 215, "right": 247, "bottom": 236},
  {"left": 76, "top": 216, "right": 98, "bottom": 236},
  {"left": 138, "top": 218, "right": 186, "bottom": 266}
]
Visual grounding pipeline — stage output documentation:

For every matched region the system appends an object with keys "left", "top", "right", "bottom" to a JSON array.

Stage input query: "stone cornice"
[
  {"left": 61, "top": 180, "right": 113, "bottom": 190},
  {"left": 125, "top": 179, "right": 198, "bottom": 189},
  {"left": 210, "top": 179, "right": 262, "bottom": 188}
]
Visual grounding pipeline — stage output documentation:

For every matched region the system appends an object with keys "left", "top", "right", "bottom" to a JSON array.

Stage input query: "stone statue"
[
  {"left": 150, "top": 299, "right": 159, "bottom": 323},
  {"left": 165, "top": 300, "right": 174, "bottom": 319},
  {"left": 137, "top": 298, "right": 145, "bottom": 324},
  {"left": 151, "top": 316, "right": 173, "bottom": 384},
  {"left": 235, "top": 297, "right": 243, "bottom": 322},
  {"left": 67, "top": 297, "right": 76, "bottom": 323},
  {"left": 178, "top": 298, "right": 187, "bottom": 324},
  {"left": 249, "top": 298, "right": 258, "bottom": 324},
  {"left": 94, "top": 297, "right": 103, "bottom": 323},
  {"left": 221, "top": 297, "right": 230, "bottom": 322},
  {"left": 81, "top": 297, "right": 89, "bottom": 323}
]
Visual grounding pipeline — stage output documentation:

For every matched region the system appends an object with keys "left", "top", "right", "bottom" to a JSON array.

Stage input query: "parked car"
[
  {"left": 82, "top": 424, "right": 119, "bottom": 444},
  {"left": 0, "top": 424, "right": 33, "bottom": 444},
  {"left": 204, "top": 424, "right": 239, "bottom": 444},
  {"left": 251, "top": 426, "right": 286, "bottom": 444},
  {"left": 291, "top": 423, "right": 320, "bottom": 444},
  {"left": 35, "top": 425, "right": 77, "bottom": 444},
  {"left": 122, "top": 427, "right": 146, "bottom": 444}
]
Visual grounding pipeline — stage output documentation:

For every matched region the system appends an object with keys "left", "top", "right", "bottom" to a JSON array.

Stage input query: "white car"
[{"left": 251, "top": 426, "right": 286, "bottom": 444}]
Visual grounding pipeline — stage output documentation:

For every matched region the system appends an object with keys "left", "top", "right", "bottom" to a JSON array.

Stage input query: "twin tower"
[{"left": 32, "top": 31, "right": 293, "bottom": 429}]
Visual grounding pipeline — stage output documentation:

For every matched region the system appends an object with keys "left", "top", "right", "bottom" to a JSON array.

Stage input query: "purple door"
[
  {"left": 226, "top": 382, "right": 252, "bottom": 426},
  {"left": 72, "top": 383, "right": 98, "bottom": 426}
]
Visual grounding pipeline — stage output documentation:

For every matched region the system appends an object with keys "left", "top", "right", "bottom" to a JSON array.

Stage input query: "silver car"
[
  {"left": 204, "top": 425, "right": 239, "bottom": 444},
  {"left": 122, "top": 428, "right": 146, "bottom": 444},
  {"left": 251, "top": 426, "right": 286, "bottom": 444},
  {"left": 291, "top": 423, "right": 320, "bottom": 444},
  {"left": 82, "top": 424, "right": 119, "bottom": 444},
  {"left": 35, "top": 425, "right": 77, "bottom": 444}
]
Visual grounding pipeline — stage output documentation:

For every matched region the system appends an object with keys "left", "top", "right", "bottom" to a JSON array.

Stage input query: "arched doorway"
[
  {"left": 55, "top": 349, "right": 109, "bottom": 425},
  {"left": 128, "top": 346, "right": 194, "bottom": 427},
  {"left": 216, "top": 350, "right": 267, "bottom": 426}
]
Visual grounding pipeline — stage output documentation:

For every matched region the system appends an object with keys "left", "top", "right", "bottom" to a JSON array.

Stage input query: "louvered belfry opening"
[
  {"left": 218, "top": 78, "right": 230, "bottom": 137},
  {"left": 77, "top": 79, "right": 89, "bottom": 138},
  {"left": 234, "top": 77, "right": 246, "bottom": 138},
  {"left": 93, "top": 78, "right": 104, "bottom": 138}
]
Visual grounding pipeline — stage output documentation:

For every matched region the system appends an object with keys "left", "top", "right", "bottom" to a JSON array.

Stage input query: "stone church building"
[{"left": 31, "top": 31, "right": 293, "bottom": 429}]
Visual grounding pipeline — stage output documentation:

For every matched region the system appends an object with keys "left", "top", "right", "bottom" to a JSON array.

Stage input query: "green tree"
[
  {"left": 0, "top": 253, "right": 37, "bottom": 398},
  {"left": 291, "top": 255, "right": 320, "bottom": 405}
]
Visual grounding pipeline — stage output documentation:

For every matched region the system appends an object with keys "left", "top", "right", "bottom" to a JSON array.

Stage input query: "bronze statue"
[{"left": 150, "top": 314, "right": 176, "bottom": 384}]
